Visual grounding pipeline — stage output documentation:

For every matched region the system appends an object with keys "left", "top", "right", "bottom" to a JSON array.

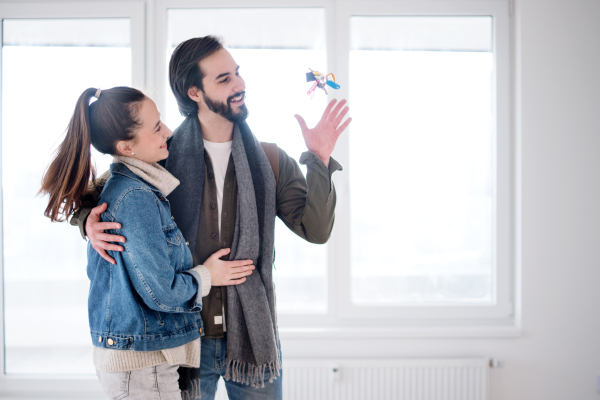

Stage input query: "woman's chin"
[{"left": 157, "top": 150, "right": 169, "bottom": 161}]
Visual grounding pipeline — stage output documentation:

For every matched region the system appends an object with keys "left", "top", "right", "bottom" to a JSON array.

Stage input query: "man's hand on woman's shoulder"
[{"left": 86, "top": 203, "right": 126, "bottom": 265}]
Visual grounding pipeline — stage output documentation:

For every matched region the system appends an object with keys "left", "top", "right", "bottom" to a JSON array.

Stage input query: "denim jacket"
[{"left": 87, "top": 163, "right": 204, "bottom": 352}]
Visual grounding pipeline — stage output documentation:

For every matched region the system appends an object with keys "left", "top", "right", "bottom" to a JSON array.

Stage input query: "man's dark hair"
[{"left": 169, "top": 36, "right": 224, "bottom": 116}]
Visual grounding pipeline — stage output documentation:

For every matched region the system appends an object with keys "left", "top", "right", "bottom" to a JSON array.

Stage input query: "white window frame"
[
  {"left": 155, "top": 0, "right": 514, "bottom": 331},
  {"left": 0, "top": 1, "right": 145, "bottom": 396},
  {"left": 333, "top": 0, "right": 514, "bottom": 322}
]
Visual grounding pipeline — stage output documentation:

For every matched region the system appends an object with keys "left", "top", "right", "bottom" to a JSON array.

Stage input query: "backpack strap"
[{"left": 260, "top": 141, "right": 280, "bottom": 187}]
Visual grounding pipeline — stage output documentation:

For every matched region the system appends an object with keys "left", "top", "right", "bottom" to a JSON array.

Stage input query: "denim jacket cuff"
[{"left": 186, "top": 269, "right": 205, "bottom": 309}]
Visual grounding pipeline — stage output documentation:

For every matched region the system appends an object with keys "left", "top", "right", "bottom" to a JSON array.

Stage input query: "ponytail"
[
  {"left": 40, "top": 86, "right": 146, "bottom": 222},
  {"left": 40, "top": 88, "right": 97, "bottom": 222}
]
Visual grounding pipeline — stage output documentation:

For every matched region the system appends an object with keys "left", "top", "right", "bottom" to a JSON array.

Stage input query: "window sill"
[{"left": 278, "top": 325, "right": 522, "bottom": 339}]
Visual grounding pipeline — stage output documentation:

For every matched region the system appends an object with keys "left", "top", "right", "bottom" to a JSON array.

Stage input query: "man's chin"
[{"left": 227, "top": 105, "right": 249, "bottom": 123}]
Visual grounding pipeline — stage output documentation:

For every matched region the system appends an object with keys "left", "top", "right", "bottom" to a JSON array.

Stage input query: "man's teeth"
[{"left": 232, "top": 95, "right": 243, "bottom": 101}]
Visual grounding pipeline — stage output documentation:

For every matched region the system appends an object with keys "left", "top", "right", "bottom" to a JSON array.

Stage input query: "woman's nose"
[{"left": 164, "top": 125, "right": 173, "bottom": 138}]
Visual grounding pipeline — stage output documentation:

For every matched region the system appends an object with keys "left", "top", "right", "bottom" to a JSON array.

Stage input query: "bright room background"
[{"left": 0, "top": 0, "right": 599, "bottom": 399}]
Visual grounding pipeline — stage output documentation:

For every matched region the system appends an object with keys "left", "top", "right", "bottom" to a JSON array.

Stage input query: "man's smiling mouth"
[{"left": 229, "top": 92, "right": 245, "bottom": 104}]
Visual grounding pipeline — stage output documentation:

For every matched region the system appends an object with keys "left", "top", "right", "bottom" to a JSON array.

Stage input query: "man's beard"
[{"left": 203, "top": 91, "right": 249, "bottom": 123}]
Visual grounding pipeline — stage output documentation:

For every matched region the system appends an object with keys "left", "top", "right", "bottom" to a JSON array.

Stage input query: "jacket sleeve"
[
  {"left": 275, "top": 148, "right": 343, "bottom": 244},
  {"left": 70, "top": 170, "right": 111, "bottom": 239},
  {"left": 111, "top": 189, "right": 202, "bottom": 313}
]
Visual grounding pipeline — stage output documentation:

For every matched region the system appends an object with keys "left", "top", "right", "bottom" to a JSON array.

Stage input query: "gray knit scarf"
[
  {"left": 224, "top": 124, "right": 280, "bottom": 388},
  {"left": 168, "top": 119, "right": 280, "bottom": 396}
]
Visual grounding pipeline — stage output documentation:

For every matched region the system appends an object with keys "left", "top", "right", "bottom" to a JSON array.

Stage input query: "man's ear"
[{"left": 188, "top": 86, "right": 202, "bottom": 102}]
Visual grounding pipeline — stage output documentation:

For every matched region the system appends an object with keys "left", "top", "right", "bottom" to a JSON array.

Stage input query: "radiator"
[{"left": 215, "top": 358, "right": 489, "bottom": 400}]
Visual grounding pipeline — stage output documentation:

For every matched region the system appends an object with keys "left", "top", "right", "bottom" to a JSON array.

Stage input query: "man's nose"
[{"left": 233, "top": 75, "right": 245, "bottom": 92}]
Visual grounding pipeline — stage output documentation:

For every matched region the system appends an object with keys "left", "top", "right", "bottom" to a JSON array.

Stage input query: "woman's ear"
[
  {"left": 187, "top": 86, "right": 202, "bottom": 102},
  {"left": 115, "top": 140, "right": 134, "bottom": 156}
]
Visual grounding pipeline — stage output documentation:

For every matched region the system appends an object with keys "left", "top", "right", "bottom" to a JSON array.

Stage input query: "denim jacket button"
[
  {"left": 107, "top": 339, "right": 114, "bottom": 346},
  {"left": 199, "top": 328, "right": 203, "bottom": 333},
  {"left": 172, "top": 216, "right": 175, "bottom": 220},
  {"left": 98, "top": 337, "right": 102, "bottom": 343},
  {"left": 186, "top": 241, "right": 189, "bottom": 246}
]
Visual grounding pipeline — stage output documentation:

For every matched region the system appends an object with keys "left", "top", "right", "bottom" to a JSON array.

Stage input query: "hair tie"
[{"left": 95, "top": 88, "right": 102, "bottom": 99}]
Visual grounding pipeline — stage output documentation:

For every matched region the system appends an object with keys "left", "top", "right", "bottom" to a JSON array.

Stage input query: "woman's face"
[{"left": 120, "top": 98, "right": 172, "bottom": 163}]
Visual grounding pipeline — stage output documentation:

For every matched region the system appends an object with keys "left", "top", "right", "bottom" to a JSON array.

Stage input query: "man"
[{"left": 74, "top": 36, "right": 350, "bottom": 400}]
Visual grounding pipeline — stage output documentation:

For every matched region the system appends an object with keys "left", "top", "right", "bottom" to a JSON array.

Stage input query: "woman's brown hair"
[{"left": 40, "top": 87, "right": 146, "bottom": 222}]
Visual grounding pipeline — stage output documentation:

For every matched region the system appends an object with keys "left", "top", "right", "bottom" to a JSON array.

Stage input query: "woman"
[{"left": 40, "top": 87, "right": 254, "bottom": 400}]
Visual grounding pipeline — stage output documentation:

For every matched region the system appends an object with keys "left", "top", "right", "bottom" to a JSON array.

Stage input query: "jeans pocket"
[{"left": 96, "top": 369, "right": 130, "bottom": 400}]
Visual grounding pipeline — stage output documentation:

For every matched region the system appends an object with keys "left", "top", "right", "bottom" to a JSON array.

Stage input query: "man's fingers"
[
  {"left": 328, "top": 99, "right": 347, "bottom": 122},
  {"left": 332, "top": 106, "right": 350, "bottom": 129},
  {"left": 336, "top": 117, "right": 352, "bottom": 135},
  {"left": 96, "top": 233, "right": 126, "bottom": 243},
  {"left": 321, "top": 99, "right": 338, "bottom": 120},
  {"left": 294, "top": 114, "right": 308, "bottom": 133},
  {"left": 90, "top": 203, "right": 108, "bottom": 217},
  {"left": 97, "top": 248, "right": 116, "bottom": 265}
]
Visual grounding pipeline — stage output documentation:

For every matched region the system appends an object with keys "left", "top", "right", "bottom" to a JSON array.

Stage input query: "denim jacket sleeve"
[{"left": 111, "top": 188, "right": 201, "bottom": 313}]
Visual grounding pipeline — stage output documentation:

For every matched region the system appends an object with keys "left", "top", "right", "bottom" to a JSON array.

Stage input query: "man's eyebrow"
[{"left": 215, "top": 66, "right": 240, "bottom": 81}]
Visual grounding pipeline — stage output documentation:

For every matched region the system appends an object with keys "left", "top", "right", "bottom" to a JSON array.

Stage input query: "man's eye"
[{"left": 220, "top": 77, "right": 229, "bottom": 84}]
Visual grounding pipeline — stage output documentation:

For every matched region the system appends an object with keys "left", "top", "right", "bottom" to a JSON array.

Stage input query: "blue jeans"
[{"left": 200, "top": 335, "right": 282, "bottom": 400}]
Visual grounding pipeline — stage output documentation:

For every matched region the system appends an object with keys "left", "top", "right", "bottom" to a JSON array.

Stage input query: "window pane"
[
  {"left": 349, "top": 16, "right": 494, "bottom": 305},
  {"left": 2, "top": 18, "right": 131, "bottom": 374},
  {"left": 167, "top": 8, "right": 328, "bottom": 314}
]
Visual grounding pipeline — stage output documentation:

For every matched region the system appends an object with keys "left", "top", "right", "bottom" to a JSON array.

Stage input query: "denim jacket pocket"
[{"left": 165, "top": 228, "right": 184, "bottom": 272}]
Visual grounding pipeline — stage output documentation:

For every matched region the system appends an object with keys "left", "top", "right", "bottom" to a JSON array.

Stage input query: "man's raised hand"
[
  {"left": 294, "top": 99, "right": 352, "bottom": 167},
  {"left": 86, "top": 203, "right": 126, "bottom": 265}
]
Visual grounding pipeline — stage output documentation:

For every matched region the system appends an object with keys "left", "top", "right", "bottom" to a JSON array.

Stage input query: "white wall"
[{"left": 283, "top": 0, "right": 600, "bottom": 399}]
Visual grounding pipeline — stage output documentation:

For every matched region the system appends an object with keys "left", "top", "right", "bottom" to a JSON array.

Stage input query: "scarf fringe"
[
  {"left": 224, "top": 357, "right": 282, "bottom": 388},
  {"left": 181, "top": 378, "right": 201, "bottom": 400}
]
